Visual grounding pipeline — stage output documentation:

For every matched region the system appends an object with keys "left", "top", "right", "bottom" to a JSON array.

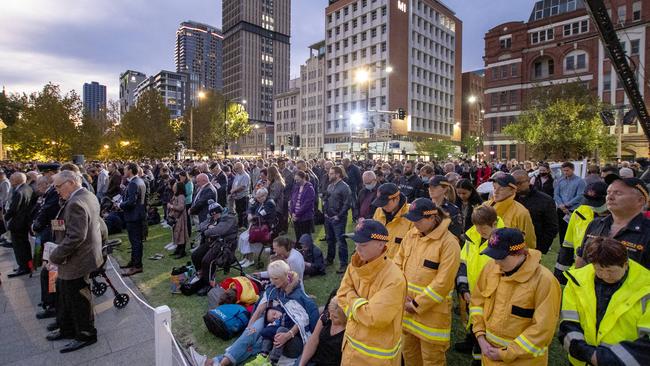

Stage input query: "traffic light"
[
  {"left": 295, "top": 135, "right": 301, "bottom": 147},
  {"left": 287, "top": 135, "right": 293, "bottom": 146},
  {"left": 270, "top": 144, "right": 275, "bottom": 152},
  {"left": 398, "top": 108, "right": 406, "bottom": 120}
]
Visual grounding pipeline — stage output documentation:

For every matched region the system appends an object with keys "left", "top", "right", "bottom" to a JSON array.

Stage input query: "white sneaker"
[
  {"left": 164, "top": 242, "right": 174, "bottom": 250},
  {"left": 240, "top": 259, "right": 254, "bottom": 268},
  {"left": 166, "top": 243, "right": 177, "bottom": 252},
  {"left": 238, "top": 258, "right": 248, "bottom": 265},
  {"left": 189, "top": 346, "right": 207, "bottom": 366}
]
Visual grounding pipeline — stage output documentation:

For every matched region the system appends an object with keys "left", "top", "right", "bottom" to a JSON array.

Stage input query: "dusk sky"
[{"left": 0, "top": 0, "right": 534, "bottom": 100}]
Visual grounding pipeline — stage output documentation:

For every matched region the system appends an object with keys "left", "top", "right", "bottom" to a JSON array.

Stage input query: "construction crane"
[{"left": 584, "top": 0, "right": 650, "bottom": 146}]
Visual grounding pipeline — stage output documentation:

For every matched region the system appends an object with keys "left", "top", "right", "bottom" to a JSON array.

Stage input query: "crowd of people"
[{"left": 1, "top": 155, "right": 650, "bottom": 365}]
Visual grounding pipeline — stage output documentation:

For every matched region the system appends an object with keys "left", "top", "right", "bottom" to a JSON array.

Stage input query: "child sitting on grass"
[{"left": 260, "top": 305, "right": 295, "bottom": 364}]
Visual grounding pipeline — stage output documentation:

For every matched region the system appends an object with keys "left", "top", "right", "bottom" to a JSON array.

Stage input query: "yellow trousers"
[{"left": 402, "top": 331, "right": 449, "bottom": 366}]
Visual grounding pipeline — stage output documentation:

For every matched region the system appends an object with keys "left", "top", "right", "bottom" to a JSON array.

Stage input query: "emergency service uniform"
[
  {"left": 486, "top": 195, "right": 536, "bottom": 249},
  {"left": 554, "top": 204, "right": 596, "bottom": 284},
  {"left": 471, "top": 250, "right": 561, "bottom": 365},
  {"left": 394, "top": 218, "right": 460, "bottom": 365},
  {"left": 373, "top": 195, "right": 412, "bottom": 259},
  {"left": 559, "top": 260, "right": 650, "bottom": 366},
  {"left": 337, "top": 248, "right": 406, "bottom": 365}
]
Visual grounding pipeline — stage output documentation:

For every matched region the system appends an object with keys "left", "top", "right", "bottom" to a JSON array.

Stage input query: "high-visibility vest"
[
  {"left": 461, "top": 217, "right": 505, "bottom": 294},
  {"left": 563, "top": 205, "right": 596, "bottom": 252}
]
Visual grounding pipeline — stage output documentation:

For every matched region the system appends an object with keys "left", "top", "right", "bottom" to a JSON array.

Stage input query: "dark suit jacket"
[
  {"left": 5, "top": 183, "right": 34, "bottom": 232},
  {"left": 106, "top": 171, "right": 122, "bottom": 198},
  {"left": 32, "top": 185, "right": 61, "bottom": 234},
  {"left": 49, "top": 188, "right": 103, "bottom": 280},
  {"left": 119, "top": 177, "right": 146, "bottom": 223},
  {"left": 211, "top": 171, "right": 228, "bottom": 207},
  {"left": 189, "top": 183, "right": 217, "bottom": 223}
]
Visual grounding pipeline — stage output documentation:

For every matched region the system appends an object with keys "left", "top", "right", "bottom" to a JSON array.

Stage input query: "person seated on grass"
[
  {"left": 298, "top": 298, "right": 346, "bottom": 366},
  {"left": 253, "top": 236, "right": 304, "bottom": 284},
  {"left": 298, "top": 234, "right": 325, "bottom": 277},
  {"left": 259, "top": 305, "right": 296, "bottom": 365},
  {"left": 190, "top": 260, "right": 319, "bottom": 366}
]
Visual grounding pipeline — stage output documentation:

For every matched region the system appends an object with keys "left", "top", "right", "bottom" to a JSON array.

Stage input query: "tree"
[
  {"left": 0, "top": 90, "right": 23, "bottom": 127},
  {"left": 118, "top": 89, "right": 177, "bottom": 159},
  {"left": 4, "top": 83, "right": 80, "bottom": 161},
  {"left": 504, "top": 95, "right": 615, "bottom": 160},
  {"left": 415, "top": 138, "right": 456, "bottom": 159},
  {"left": 461, "top": 135, "right": 482, "bottom": 155},
  {"left": 72, "top": 112, "right": 104, "bottom": 159},
  {"left": 221, "top": 102, "right": 251, "bottom": 146}
]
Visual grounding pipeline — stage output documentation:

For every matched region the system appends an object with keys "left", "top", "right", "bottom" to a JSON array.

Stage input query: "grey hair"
[
  {"left": 255, "top": 187, "right": 269, "bottom": 197},
  {"left": 267, "top": 260, "right": 290, "bottom": 278},
  {"left": 54, "top": 170, "right": 82, "bottom": 187}
]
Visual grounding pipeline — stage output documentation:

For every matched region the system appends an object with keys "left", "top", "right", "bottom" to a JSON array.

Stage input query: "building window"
[
  {"left": 533, "top": 57, "right": 555, "bottom": 79},
  {"left": 633, "top": 1, "right": 642, "bottom": 21},
  {"left": 531, "top": 28, "right": 554, "bottom": 44},
  {"left": 499, "top": 36, "right": 512, "bottom": 49},
  {"left": 631, "top": 39, "right": 640, "bottom": 55},
  {"left": 603, "top": 73, "right": 611, "bottom": 90},
  {"left": 564, "top": 20, "right": 589, "bottom": 36},
  {"left": 564, "top": 51, "right": 588, "bottom": 72},
  {"left": 618, "top": 5, "right": 627, "bottom": 23}
]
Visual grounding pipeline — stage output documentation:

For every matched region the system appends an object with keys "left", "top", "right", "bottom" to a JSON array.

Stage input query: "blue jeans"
[
  {"left": 213, "top": 317, "right": 264, "bottom": 365},
  {"left": 325, "top": 215, "right": 348, "bottom": 267},
  {"left": 126, "top": 221, "right": 143, "bottom": 267}
]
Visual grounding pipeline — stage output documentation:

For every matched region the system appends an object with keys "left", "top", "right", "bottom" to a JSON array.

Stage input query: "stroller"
[
  {"left": 90, "top": 238, "right": 130, "bottom": 309},
  {"left": 206, "top": 235, "right": 246, "bottom": 281}
]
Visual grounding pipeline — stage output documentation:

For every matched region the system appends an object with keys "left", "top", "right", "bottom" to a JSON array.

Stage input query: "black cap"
[
  {"left": 424, "top": 175, "right": 452, "bottom": 188},
  {"left": 605, "top": 174, "right": 650, "bottom": 202},
  {"left": 481, "top": 228, "right": 527, "bottom": 260},
  {"left": 490, "top": 174, "right": 518, "bottom": 190},
  {"left": 402, "top": 198, "right": 438, "bottom": 222},
  {"left": 345, "top": 219, "right": 389, "bottom": 244},
  {"left": 208, "top": 201, "right": 224, "bottom": 215},
  {"left": 372, "top": 183, "right": 400, "bottom": 207},
  {"left": 37, "top": 163, "right": 61, "bottom": 173},
  {"left": 582, "top": 181, "right": 608, "bottom": 207}
]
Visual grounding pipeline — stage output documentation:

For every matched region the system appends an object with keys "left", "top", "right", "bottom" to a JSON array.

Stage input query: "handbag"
[{"left": 249, "top": 218, "right": 271, "bottom": 243}]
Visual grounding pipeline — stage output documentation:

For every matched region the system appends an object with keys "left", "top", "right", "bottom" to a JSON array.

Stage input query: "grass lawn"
[{"left": 109, "top": 215, "right": 567, "bottom": 365}]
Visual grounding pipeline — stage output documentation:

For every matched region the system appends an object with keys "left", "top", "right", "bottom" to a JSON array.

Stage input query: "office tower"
[
  {"left": 134, "top": 70, "right": 189, "bottom": 120},
  {"left": 175, "top": 21, "right": 224, "bottom": 96},
  {"left": 119, "top": 70, "right": 147, "bottom": 116},
  {"left": 83, "top": 81, "right": 107, "bottom": 119}
]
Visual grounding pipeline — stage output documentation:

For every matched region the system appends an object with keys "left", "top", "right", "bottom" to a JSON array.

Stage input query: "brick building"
[
  {"left": 483, "top": 0, "right": 649, "bottom": 161},
  {"left": 460, "top": 70, "right": 485, "bottom": 146}
]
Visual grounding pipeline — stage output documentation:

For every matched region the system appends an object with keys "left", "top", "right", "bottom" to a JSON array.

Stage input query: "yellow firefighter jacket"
[
  {"left": 373, "top": 201, "right": 413, "bottom": 259},
  {"left": 485, "top": 195, "right": 537, "bottom": 249}
]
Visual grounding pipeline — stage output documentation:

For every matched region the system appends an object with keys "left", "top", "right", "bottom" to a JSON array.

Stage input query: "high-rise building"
[
  {"left": 175, "top": 21, "right": 224, "bottom": 97},
  {"left": 222, "top": 0, "right": 291, "bottom": 155},
  {"left": 274, "top": 78, "right": 301, "bottom": 158},
  {"left": 324, "top": 0, "right": 462, "bottom": 158},
  {"left": 298, "top": 41, "right": 327, "bottom": 158},
  {"left": 483, "top": 0, "right": 649, "bottom": 160},
  {"left": 119, "top": 70, "right": 147, "bottom": 116},
  {"left": 460, "top": 70, "right": 485, "bottom": 142},
  {"left": 134, "top": 70, "right": 190, "bottom": 120},
  {"left": 83, "top": 81, "right": 107, "bottom": 119}
]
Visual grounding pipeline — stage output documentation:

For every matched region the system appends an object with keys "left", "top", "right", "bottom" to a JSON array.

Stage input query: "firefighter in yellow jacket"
[
  {"left": 559, "top": 236, "right": 650, "bottom": 366},
  {"left": 337, "top": 219, "right": 406, "bottom": 365},
  {"left": 471, "top": 228, "right": 561, "bottom": 365},
  {"left": 394, "top": 198, "right": 460, "bottom": 366},
  {"left": 554, "top": 181, "right": 609, "bottom": 284},
  {"left": 372, "top": 183, "right": 413, "bottom": 259},
  {"left": 484, "top": 174, "right": 536, "bottom": 249}
]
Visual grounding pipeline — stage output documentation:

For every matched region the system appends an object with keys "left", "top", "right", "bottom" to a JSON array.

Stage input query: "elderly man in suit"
[
  {"left": 189, "top": 173, "right": 217, "bottom": 225},
  {"left": 6, "top": 172, "right": 34, "bottom": 277},
  {"left": 120, "top": 163, "right": 146, "bottom": 276},
  {"left": 47, "top": 170, "right": 103, "bottom": 353}
]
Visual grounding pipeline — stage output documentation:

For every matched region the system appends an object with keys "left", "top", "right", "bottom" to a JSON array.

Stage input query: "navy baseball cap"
[
  {"left": 424, "top": 175, "right": 452, "bottom": 188},
  {"left": 37, "top": 163, "right": 61, "bottom": 173},
  {"left": 372, "top": 183, "right": 400, "bottom": 207},
  {"left": 345, "top": 219, "right": 389, "bottom": 244},
  {"left": 582, "top": 181, "right": 608, "bottom": 207},
  {"left": 402, "top": 198, "right": 438, "bottom": 222},
  {"left": 481, "top": 228, "right": 527, "bottom": 260},
  {"left": 605, "top": 174, "right": 650, "bottom": 202},
  {"left": 490, "top": 174, "right": 518, "bottom": 190}
]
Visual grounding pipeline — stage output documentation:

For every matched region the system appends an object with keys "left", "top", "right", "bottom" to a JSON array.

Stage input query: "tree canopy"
[{"left": 415, "top": 138, "right": 456, "bottom": 159}]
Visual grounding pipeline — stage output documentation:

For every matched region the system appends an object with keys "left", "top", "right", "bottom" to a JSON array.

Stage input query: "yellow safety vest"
[
  {"left": 461, "top": 217, "right": 505, "bottom": 294},
  {"left": 562, "top": 205, "right": 596, "bottom": 252},
  {"left": 561, "top": 261, "right": 650, "bottom": 365}
]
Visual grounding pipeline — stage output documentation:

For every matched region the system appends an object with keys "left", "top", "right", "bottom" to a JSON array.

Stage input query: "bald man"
[
  {"left": 6, "top": 172, "right": 35, "bottom": 277},
  {"left": 189, "top": 173, "right": 217, "bottom": 224}
]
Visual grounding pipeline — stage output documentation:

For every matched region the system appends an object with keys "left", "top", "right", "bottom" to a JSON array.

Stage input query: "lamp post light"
[{"left": 468, "top": 95, "right": 485, "bottom": 159}]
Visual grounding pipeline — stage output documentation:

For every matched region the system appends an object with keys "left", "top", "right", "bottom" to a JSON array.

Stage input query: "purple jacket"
[{"left": 290, "top": 181, "right": 315, "bottom": 222}]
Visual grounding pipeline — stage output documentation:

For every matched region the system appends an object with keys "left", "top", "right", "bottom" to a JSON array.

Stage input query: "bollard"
[{"left": 154, "top": 305, "right": 173, "bottom": 366}]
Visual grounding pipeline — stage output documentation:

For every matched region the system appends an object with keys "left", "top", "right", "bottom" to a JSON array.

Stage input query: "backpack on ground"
[
  {"left": 203, "top": 304, "right": 250, "bottom": 340},
  {"left": 207, "top": 286, "right": 226, "bottom": 309}
]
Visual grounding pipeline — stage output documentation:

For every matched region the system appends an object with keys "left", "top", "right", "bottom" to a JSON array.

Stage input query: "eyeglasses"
[{"left": 54, "top": 181, "right": 69, "bottom": 189}]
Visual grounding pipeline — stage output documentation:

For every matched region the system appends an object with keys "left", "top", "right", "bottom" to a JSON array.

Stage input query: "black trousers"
[
  {"left": 57, "top": 276, "right": 96, "bottom": 341},
  {"left": 293, "top": 219, "right": 314, "bottom": 245},
  {"left": 11, "top": 229, "right": 31, "bottom": 269},
  {"left": 557, "top": 208, "right": 569, "bottom": 244},
  {"left": 126, "top": 221, "right": 144, "bottom": 267},
  {"left": 235, "top": 197, "right": 249, "bottom": 228},
  {"left": 40, "top": 267, "right": 57, "bottom": 309}
]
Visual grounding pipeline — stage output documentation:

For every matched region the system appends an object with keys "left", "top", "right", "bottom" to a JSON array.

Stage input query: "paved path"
[{"left": 0, "top": 246, "right": 182, "bottom": 366}]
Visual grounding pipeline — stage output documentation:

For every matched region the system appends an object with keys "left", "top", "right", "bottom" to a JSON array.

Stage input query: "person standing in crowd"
[
  {"left": 210, "top": 162, "right": 228, "bottom": 207},
  {"left": 455, "top": 178, "right": 484, "bottom": 232},
  {"left": 5, "top": 172, "right": 34, "bottom": 277},
  {"left": 277, "top": 158, "right": 294, "bottom": 234},
  {"left": 576, "top": 175, "right": 650, "bottom": 269},
  {"left": 485, "top": 174, "right": 537, "bottom": 249},
  {"left": 0, "top": 170, "right": 10, "bottom": 240},
  {"left": 178, "top": 171, "right": 194, "bottom": 234},
  {"left": 476, "top": 161, "right": 491, "bottom": 187},
  {"left": 290, "top": 170, "right": 315, "bottom": 243},
  {"left": 531, "top": 162, "right": 554, "bottom": 197},
  {"left": 512, "top": 169, "right": 558, "bottom": 254},
  {"left": 372, "top": 183, "right": 412, "bottom": 259},
  {"left": 337, "top": 219, "right": 406, "bottom": 365},
  {"left": 555, "top": 162, "right": 587, "bottom": 244},
  {"left": 395, "top": 198, "right": 460, "bottom": 365},
  {"left": 267, "top": 166, "right": 286, "bottom": 235},
  {"left": 323, "top": 166, "right": 352, "bottom": 274},
  {"left": 119, "top": 163, "right": 146, "bottom": 276},
  {"left": 356, "top": 171, "right": 378, "bottom": 220},
  {"left": 189, "top": 173, "right": 217, "bottom": 225},
  {"left": 106, "top": 162, "right": 122, "bottom": 199},
  {"left": 554, "top": 181, "right": 609, "bottom": 283},
  {"left": 230, "top": 162, "right": 251, "bottom": 229},
  {"left": 559, "top": 236, "right": 650, "bottom": 366},
  {"left": 47, "top": 170, "right": 103, "bottom": 353},
  {"left": 399, "top": 160, "right": 423, "bottom": 203},
  {"left": 95, "top": 163, "right": 109, "bottom": 201},
  {"left": 471, "top": 228, "right": 561, "bottom": 365},
  {"left": 168, "top": 181, "right": 190, "bottom": 259},
  {"left": 342, "top": 158, "right": 361, "bottom": 221},
  {"left": 426, "top": 175, "right": 463, "bottom": 239},
  {"left": 584, "top": 165, "right": 603, "bottom": 186},
  {"left": 417, "top": 165, "right": 435, "bottom": 198}
]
